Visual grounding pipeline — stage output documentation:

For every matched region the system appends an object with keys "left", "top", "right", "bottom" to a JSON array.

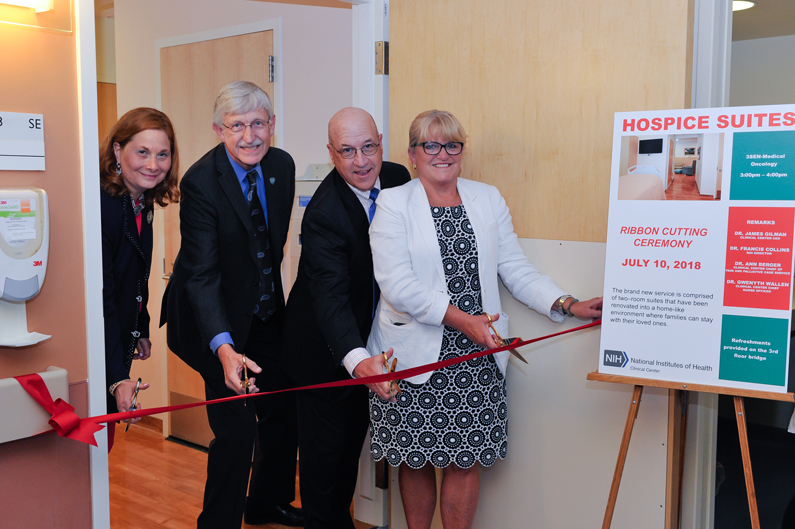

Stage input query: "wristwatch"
[{"left": 555, "top": 295, "right": 571, "bottom": 316}]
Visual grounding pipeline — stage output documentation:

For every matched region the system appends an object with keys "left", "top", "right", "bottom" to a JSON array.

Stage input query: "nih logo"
[{"left": 604, "top": 350, "right": 628, "bottom": 368}]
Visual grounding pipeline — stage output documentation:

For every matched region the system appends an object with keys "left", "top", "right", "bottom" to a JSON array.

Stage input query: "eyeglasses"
[
  {"left": 124, "top": 378, "right": 142, "bottom": 433},
  {"left": 413, "top": 141, "right": 464, "bottom": 156},
  {"left": 222, "top": 119, "right": 271, "bottom": 134},
  {"left": 334, "top": 143, "right": 381, "bottom": 159}
]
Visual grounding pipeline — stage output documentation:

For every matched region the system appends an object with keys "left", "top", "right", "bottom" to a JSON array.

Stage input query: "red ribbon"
[
  {"left": 14, "top": 373, "right": 105, "bottom": 447},
  {"left": 16, "top": 319, "right": 600, "bottom": 446}
]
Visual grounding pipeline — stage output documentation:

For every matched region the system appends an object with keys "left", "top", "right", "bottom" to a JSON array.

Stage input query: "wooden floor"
[
  {"left": 665, "top": 172, "right": 718, "bottom": 201},
  {"left": 109, "top": 423, "right": 373, "bottom": 529}
]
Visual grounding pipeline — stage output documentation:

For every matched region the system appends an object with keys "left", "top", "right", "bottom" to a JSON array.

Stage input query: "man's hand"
[
  {"left": 113, "top": 379, "right": 149, "bottom": 424},
  {"left": 354, "top": 348, "right": 396, "bottom": 402},
  {"left": 134, "top": 338, "right": 152, "bottom": 360},
  {"left": 217, "top": 344, "right": 262, "bottom": 394}
]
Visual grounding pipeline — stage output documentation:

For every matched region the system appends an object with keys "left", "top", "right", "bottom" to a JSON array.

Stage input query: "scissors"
[
  {"left": 383, "top": 352, "right": 402, "bottom": 396},
  {"left": 125, "top": 378, "right": 142, "bottom": 433},
  {"left": 484, "top": 313, "right": 527, "bottom": 364},
  {"left": 241, "top": 354, "right": 251, "bottom": 405}
]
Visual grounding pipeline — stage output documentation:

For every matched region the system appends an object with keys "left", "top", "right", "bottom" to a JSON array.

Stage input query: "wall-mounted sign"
[
  {"left": 0, "top": 112, "right": 44, "bottom": 171},
  {"left": 599, "top": 104, "right": 795, "bottom": 394}
]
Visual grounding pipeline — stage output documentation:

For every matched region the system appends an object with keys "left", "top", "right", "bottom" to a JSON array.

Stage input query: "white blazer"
[{"left": 367, "top": 178, "right": 566, "bottom": 384}]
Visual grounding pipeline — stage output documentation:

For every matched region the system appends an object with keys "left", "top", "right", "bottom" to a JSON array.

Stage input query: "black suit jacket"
[
  {"left": 101, "top": 189, "right": 153, "bottom": 413},
  {"left": 161, "top": 143, "right": 295, "bottom": 381},
  {"left": 281, "top": 162, "right": 410, "bottom": 386}
]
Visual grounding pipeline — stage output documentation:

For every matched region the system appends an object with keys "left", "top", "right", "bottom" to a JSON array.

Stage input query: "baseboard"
[{"left": 137, "top": 416, "right": 163, "bottom": 434}]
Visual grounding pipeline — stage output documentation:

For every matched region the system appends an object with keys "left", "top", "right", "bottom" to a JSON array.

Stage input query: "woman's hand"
[
  {"left": 134, "top": 338, "right": 152, "bottom": 360},
  {"left": 113, "top": 378, "right": 149, "bottom": 424},
  {"left": 568, "top": 297, "right": 603, "bottom": 319},
  {"left": 443, "top": 305, "right": 500, "bottom": 350},
  {"left": 354, "top": 348, "right": 397, "bottom": 402}
]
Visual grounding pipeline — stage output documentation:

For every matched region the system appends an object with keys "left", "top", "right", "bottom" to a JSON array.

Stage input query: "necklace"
[{"left": 131, "top": 194, "right": 145, "bottom": 216}]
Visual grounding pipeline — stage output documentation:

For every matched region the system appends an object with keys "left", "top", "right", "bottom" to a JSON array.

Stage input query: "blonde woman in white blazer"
[{"left": 367, "top": 110, "right": 602, "bottom": 529}]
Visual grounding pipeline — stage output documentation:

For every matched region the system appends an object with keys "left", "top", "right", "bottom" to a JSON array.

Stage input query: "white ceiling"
[{"left": 93, "top": 0, "right": 795, "bottom": 40}]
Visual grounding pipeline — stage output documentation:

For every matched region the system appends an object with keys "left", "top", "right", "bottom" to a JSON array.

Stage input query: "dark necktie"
[
  {"left": 368, "top": 188, "right": 379, "bottom": 223},
  {"left": 369, "top": 188, "right": 380, "bottom": 316},
  {"left": 246, "top": 170, "right": 277, "bottom": 321}
]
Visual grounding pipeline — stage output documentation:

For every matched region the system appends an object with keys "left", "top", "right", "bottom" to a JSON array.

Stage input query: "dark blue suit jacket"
[
  {"left": 101, "top": 189, "right": 152, "bottom": 413},
  {"left": 161, "top": 143, "right": 295, "bottom": 381}
]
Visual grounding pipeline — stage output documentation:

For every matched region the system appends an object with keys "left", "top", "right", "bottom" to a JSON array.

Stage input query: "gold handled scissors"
[
  {"left": 484, "top": 313, "right": 528, "bottom": 364},
  {"left": 241, "top": 354, "right": 251, "bottom": 405},
  {"left": 383, "top": 352, "right": 402, "bottom": 395},
  {"left": 125, "top": 378, "right": 142, "bottom": 433}
]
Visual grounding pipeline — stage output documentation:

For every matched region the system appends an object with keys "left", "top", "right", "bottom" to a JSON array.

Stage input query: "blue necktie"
[
  {"left": 368, "top": 188, "right": 380, "bottom": 223},
  {"left": 369, "top": 188, "right": 380, "bottom": 317}
]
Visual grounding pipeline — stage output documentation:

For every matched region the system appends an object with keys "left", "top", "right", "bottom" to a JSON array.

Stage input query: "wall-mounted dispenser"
[{"left": 0, "top": 188, "right": 49, "bottom": 346}]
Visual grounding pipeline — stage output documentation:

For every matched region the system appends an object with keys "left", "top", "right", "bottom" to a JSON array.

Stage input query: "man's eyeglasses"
[
  {"left": 222, "top": 119, "right": 271, "bottom": 134},
  {"left": 413, "top": 142, "right": 464, "bottom": 156},
  {"left": 334, "top": 143, "right": 381, "bottom": 159}
]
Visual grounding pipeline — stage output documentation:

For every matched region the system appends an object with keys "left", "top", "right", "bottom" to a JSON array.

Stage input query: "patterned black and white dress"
[{"left": 369, "top": 204, "right": 508, "bottom": 469}]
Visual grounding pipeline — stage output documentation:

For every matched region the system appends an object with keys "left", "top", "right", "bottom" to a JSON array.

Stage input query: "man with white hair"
[{"left": 162, "top": 81, "right": 301, "bottom": 528}]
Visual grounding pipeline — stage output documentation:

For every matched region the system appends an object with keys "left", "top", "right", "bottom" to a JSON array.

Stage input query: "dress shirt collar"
[
  {"left": 224, "top": 146, "right": 263, "bottom": 184},
  {"left": 346, "top": 176, "right": 382, "bottom": 213}
]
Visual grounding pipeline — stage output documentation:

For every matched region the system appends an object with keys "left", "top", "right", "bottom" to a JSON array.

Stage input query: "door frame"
[
  {"left": 155, "top": 18, "right": 285, "bottom": 148},
  {"left": 681, "top": 1, "right": 732, "bottom": 528}
]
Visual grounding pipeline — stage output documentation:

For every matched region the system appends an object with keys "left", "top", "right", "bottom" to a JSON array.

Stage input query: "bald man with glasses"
[{"left": 279, "top": 107, "right": 410, "bottom": 529}]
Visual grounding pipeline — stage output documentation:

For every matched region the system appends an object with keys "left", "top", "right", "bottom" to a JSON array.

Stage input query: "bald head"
[
  {"left": 327, "top": 107, "right": 383, "bottom": 191},
  {"left": 328, "top": 107, "right": 378, "bottom": 144}
]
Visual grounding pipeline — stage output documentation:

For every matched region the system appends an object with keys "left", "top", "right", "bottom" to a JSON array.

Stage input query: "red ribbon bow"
[{"left": 14, "top": 373, "right": 105, "bottom": 447}]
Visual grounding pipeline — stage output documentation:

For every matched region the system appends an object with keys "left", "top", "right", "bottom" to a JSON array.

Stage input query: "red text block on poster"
[{"left": 724, "top": 207, "right": 795, "bottom": 310}]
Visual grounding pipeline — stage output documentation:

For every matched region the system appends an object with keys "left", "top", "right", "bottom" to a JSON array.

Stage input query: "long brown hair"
[{"left": 99, "top": 107, "right": 180, "bottom": 207}]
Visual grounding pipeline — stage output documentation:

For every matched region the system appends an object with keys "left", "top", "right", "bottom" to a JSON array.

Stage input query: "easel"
[{"left": 587, "top": 371, "right": 795, "bottom": 529}]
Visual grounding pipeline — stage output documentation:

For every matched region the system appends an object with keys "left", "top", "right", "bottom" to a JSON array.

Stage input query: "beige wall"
[
  {"left": 0, "top": 14, "right": 89, "bottom": 385},
  {"left": 390, "top": 0, "right": 694, "bottom": 243},
  {"left": 0, "top": 13, "right": 92, "bottom": 528}
]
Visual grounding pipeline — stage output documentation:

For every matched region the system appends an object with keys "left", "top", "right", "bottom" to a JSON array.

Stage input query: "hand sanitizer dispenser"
[{"left": 0, "top": 188, "right": 50, "bottom": 346}]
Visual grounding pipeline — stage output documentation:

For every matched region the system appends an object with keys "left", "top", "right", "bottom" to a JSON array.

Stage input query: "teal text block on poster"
[
  {"left": 731, "top": 131, "right": 795, "bottom": 200},
  {"left": 719, "top": 315, "right": 788, "bottom": 386}
]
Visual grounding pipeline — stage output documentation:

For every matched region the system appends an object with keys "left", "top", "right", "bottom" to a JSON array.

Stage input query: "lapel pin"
[
  {"left": 146, "top": 210, "right": 153, "bottom": 224},
  {"left": 269, "top": 177, "right": 276, "bottom": 185}
]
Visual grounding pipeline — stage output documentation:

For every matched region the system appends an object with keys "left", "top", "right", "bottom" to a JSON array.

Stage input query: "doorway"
[{"left": 158, "top": 25, "right": 277, "bottom": 446}]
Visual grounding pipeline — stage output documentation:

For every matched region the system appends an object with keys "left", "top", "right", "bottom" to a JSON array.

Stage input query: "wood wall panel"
[
  {"left": 97, "top": 81, "right": 117, "bottom": 144},
  {"left": 389, "top": 0, "right": 695, "bottom": 242}
]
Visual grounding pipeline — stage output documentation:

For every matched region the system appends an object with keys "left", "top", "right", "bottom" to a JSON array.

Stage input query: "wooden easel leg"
[
  {"left": 734, "top": 396, "right": 761, "bottom": 529},
  {"left": 665, "top": 390, "right": 688, "bottom": 529},
  {"left": 602, "top": 385, "right": 644, "bottom": 529}
]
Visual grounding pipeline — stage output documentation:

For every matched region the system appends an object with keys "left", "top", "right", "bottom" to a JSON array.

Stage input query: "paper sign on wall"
[
  {"left": 599, "top": 104, "right": 795, "bottom": 393},
  {"left": 0, "top": 112, "right": 45, "bottom": 171}
]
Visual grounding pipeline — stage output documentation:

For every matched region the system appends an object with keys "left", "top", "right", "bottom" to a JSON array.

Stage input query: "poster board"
[{"left": 599, "top": 105, "right": 795, "bottom": 396}]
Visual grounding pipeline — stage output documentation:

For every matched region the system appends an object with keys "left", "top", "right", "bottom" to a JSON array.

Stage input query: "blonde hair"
[{"left": 408, "top": 110, "right": 467, "bottom": 147}]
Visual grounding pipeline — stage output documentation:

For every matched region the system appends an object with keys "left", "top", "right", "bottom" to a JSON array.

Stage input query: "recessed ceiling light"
[{"left": 733, "top": 1, "right": 756, "bottom": 11}]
